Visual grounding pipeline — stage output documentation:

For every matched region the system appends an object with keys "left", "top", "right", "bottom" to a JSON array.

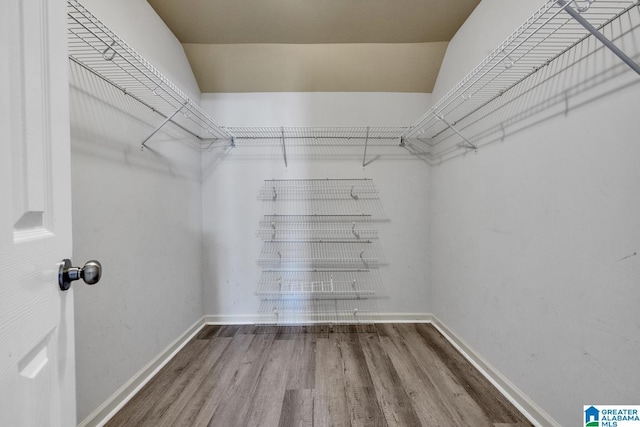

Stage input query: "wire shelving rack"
[
  {"left": 67, "top": 0, "right": 232, "bottom": 149},
  {"left": 403, "top": 0, "right": 640, "bottom": 158},
  {"left": 255, "top": 179, "right": 387, "bottom": 324},
  {"left": 68, "top": 0, "right": 638, "bottom": 158}
]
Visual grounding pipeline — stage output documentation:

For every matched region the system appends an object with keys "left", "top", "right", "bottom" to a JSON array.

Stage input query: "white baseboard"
[
  {"left": 204, "top": 312, "right": 434, "bottom": 325},
  {"left": 204, "top": 314, "right": 257, "bottom": 324},
  {"left": 428, "top": 315, "right": 560, "bottom": 427},
  {"left": 78, "top": 317, "right": 205, "bottom": 427},
  {"left": 371, "top": 312, "right": 434, "bottom": 323}
]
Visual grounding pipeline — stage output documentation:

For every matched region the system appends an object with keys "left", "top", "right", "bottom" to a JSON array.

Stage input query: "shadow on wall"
[
  {"left": 69, "top": 60, "right": 202, "bottom": 181},
  {"left": 201, "top": 138, "right": 428, "bottom": 180},
  {"left": 408, "top": 7, "right": 640, "bottom": 164}
]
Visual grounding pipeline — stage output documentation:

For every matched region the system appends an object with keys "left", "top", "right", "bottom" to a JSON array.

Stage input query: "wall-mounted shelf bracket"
[
  {"left": 557, "top": 0, "right": 640, "bottom": 75},
  {"left": 140, "top": 100, "right": 188, "bottom": 150},
  {"left": 280, "top": 127, "right": 288, "bottom": 168},
  {"left": 362, "top": 127, "right": 370, "bottom": 167},
  {"left": 352, "top": 222, "right": 360, "bottom": 239},
  {"left": 350, "top": 186, "right": 359, "bottom": 200},
  {"left": 436, "top": 113, "right": 478, "bottom": 152}
]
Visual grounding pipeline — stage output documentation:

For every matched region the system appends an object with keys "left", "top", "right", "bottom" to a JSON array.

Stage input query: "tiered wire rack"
[
  {"left": 256, "top": 271, "right": 379, "bottom": 300},
  {"left": 256, "top": 222, "right": 378, "bottom": 240},
  {"left": 255, "top": 179, "right": 386, "bottom": 325}
]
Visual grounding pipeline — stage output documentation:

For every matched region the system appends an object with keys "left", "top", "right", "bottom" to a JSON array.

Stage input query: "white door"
[{"left": 0, "top": 0, "right": 76, "bottom": 426}]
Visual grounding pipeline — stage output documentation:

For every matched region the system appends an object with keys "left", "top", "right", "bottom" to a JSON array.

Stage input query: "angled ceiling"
[{"left": 147, "top": 0, "right": 480, "bottom": 93}]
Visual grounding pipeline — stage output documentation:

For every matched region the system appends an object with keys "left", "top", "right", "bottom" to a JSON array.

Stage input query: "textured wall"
[
  {"left": 201, "top": 92, "right": 432, "bottom": 320},
  {"left": 429, "top": 1, "right": 640, "bottom": 425},
  {"left": 70, "top": 0, "right": 204, "bottom": 422}
]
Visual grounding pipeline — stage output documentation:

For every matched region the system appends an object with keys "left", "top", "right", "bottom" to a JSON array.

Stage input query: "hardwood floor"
[{"left": 105, "top": 324, "right": 533, "bottom": 427}]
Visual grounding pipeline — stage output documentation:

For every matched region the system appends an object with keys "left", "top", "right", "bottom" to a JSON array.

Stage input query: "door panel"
[{"left": 0, "top": 0, "right": 75, "bottom": 425}]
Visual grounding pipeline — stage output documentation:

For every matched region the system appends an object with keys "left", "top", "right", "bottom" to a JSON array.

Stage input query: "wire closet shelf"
[
  {"left": 257, "top": 270, "right": 381, "bottom": 300},
  {"left": 255, "top": 179, "right": 387, "bottom": 324},
  {"left": 256, "top": 300, "right": 373, "bottom": 325},
  {"left": 67, "top": 0, "right": 232, "bottom": 148},
  {"left": 67, "top": 0, "right": 637, "bottom": 155},
  {"left": 227, "top": 127, "right": 409, "bottom": 142},
  {"left": 259, "top": 179, "right": 380, "bottom": 200},
  {"left": 403, "top": 0, "right": 640, "bottom": 146},
  {"left": 256, "top": 223, "right": 378, "bottom": 241}
]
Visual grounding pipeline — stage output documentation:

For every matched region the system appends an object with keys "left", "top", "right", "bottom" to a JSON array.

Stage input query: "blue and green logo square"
[{"left": 585, "top": 406, "right": 599, "bottom": 427}]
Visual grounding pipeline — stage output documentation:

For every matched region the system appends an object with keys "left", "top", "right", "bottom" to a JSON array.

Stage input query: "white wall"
[
  {"left": 69, "top": 0, "right": 203, "bottom": 423},
  {"left": 203, "top": 92, "right": 431, "bottom": 127},
  {"left": 430, "top": 1, "right": 640, "bottom": 425},
  {"left": 201, "top": 93, "right": 432, "bottom": 320},
  {"left": 430, "top": 0, "right": 536, "bottom": 102}
]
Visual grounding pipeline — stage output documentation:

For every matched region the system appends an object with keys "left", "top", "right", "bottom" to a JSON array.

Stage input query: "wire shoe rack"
[
  {"left": 257, "top": 241, "right": 382, "bottom": 268},
  {"left": 256, "top": 222, "right": 378, "bottom": 241},
  {"left": 259, "top": 178, "right": 379, "bottom": 200},
  {"left": 256, "top": 270, "right": 379, "bottom": 300},
  {"left": 255, "top": 179, "right": 387, "bottom": 324},
  {"left": 256, "top": 300, "right": 377, "bottom": 325}
]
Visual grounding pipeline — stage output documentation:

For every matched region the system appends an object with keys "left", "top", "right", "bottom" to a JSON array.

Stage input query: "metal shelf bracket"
[
  {"left": 140, "top": 100, "right": 188, "bottom": 150},
  {"left": 436, "top": 112, "right": 478, "bottom": 152},
  {"left": 362, "top": 126, "right": 370, "bottom": 167},
  {"left": 280, "top": 127, "right": 288, "bottom": 168}
]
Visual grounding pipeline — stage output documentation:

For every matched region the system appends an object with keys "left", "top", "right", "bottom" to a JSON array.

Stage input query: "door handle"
[{"left": 58, "top": 259, "right": 102, "bottom": 291}]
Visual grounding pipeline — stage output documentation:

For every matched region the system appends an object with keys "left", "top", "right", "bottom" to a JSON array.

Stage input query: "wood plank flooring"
[{"left": 105, "top": 324, "right": 532, "bottom": 427}]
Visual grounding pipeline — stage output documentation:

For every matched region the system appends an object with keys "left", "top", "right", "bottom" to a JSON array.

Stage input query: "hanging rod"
[{"left": 67, "top": 0, "right": 232, "bottom": 147}]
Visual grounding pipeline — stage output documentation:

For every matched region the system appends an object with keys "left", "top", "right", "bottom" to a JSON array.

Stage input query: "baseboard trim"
[
  {"left": 204, "top": 314, "right": 257, "bottom": 324},
  {"left": 204, "top": 312, "right": 434, "bottom": 325},
  {"left": 78, "top": 317, "right": 205, "bottom": 427},
  {"left": 428, "top": 315, "right": 560, "bottom": 427}
]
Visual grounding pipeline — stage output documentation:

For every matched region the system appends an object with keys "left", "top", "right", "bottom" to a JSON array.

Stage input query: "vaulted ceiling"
[{"left": 147, "top": 0, "right": 480, "bottom": 93}]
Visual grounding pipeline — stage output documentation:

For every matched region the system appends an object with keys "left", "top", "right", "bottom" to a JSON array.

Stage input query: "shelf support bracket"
[
  {"left": 362, "top": 126, "right": 370, "bottom": 167},
  {"left": 140, "top": 100, "right": 188, "bottom": 150},
  {"left": 557, "top": 0, "right": 640, "bottom": 76},
  {"left": 280, "top": 127, "right": 288, "bottom": 168},
  {"left": 436, "top": 113, "right": 478, "bottom": 152}
]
